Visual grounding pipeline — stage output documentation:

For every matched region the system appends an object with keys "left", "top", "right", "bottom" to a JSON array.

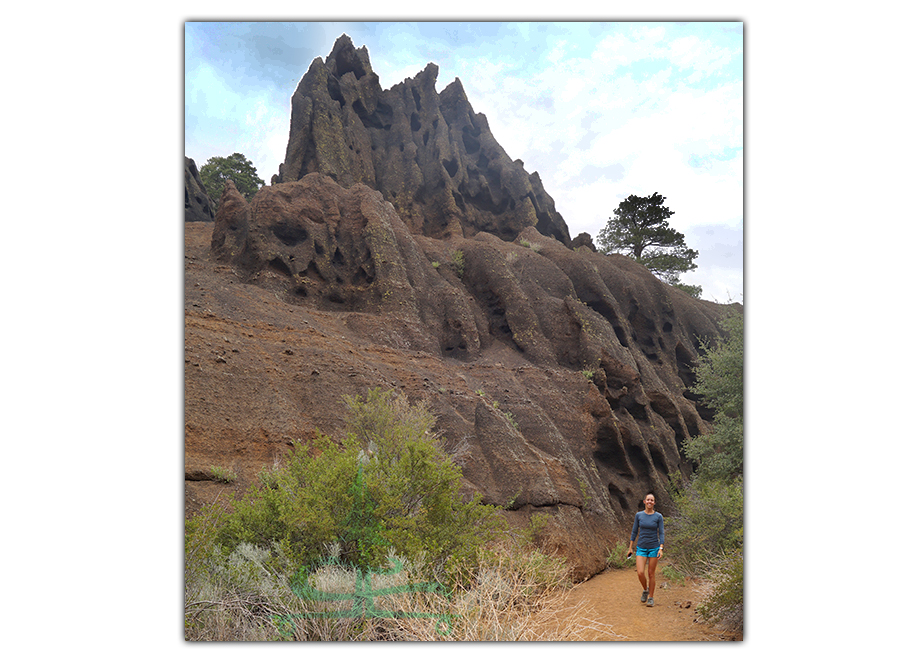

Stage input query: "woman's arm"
[
  {"left": 657, "top": 514, "right": 665, "bottom": 556},
  {"left": 628, "top": 512, "right": 640, "bottom": 553}
]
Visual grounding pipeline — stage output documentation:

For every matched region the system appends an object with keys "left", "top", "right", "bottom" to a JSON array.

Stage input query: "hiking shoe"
[
  {"left": 647, "top": 597, "right": 654, "bottom": 607},
  {"left": 641, "top": 590, "right": 649, "bottom": 603}
]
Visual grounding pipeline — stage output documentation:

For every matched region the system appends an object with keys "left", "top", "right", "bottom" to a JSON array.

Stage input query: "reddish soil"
[{"left": 553, "top": 561, "right": 739, "bottom": 641}]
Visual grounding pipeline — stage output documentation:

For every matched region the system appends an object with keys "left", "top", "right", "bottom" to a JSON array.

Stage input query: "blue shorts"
[{"left": 636, "top": 546, "right": 660, "bottom": 558}]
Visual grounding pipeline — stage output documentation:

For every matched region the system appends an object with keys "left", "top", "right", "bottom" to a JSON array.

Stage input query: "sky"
[{"left": 185, "top": 21, "right": 743, "bottom": 303}]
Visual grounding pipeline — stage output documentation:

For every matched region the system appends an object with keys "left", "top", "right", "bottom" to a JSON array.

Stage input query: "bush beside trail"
[
  {"left": 185, "top": 388, "right": 578, "bottom": 641},
  {"left": 665, "top": 308, "right": 744, "bottom": 634}
]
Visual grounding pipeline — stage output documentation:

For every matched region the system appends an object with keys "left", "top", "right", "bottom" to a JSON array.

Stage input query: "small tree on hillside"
[
  {"left": 597, "top": 192, "right": 701, "bottom": 296},
  {"left": 199, "top": 152, "right": 265, "bottom": 204}
]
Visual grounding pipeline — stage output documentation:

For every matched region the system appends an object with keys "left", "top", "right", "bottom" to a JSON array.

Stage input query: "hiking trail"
[{"left": 549, "top": 561, "right": 739, "bottom": 641}]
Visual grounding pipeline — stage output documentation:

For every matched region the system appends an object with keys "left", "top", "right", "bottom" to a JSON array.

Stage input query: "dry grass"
[{"left": 185, "top": 540, "right": 594, "bottom": 641}]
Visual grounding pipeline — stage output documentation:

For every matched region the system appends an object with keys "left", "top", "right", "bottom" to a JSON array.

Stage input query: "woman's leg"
[
  {"left": 647, "top": 555, "right": 659, "bottom": 597},
  {"left": 635, "top": 555, "right": 648, "bottom": 591}
]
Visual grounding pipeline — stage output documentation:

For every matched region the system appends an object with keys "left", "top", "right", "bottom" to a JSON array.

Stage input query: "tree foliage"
[
  {"left": 199, "top": 152, "right": 265, "bottom": 204},
  {"left": 667, "top": 307, "right": 744, "bottom": 632},
  {"left": 682, "top": 308, "right": 744, "bottom": 480},
  {"left": 597, "top": 192, "right": 701, "bottom": 296}
]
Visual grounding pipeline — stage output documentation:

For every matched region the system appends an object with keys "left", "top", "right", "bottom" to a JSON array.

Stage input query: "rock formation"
[
  {"left": 184, "top": 156, "right": 216, "bottom": 223},
  {"left": 186, "top": 36, "right": 740, "bottom": 579},
  {"left": 273, "top": 35, "right": 570, "bottom": 246}
]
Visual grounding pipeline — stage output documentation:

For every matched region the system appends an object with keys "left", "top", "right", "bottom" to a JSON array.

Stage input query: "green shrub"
[
  {"left": 187, "top": 388, "right": 506, "bottom": 578},
  {"left": 666, "top": 475, "right": 743, "bottom": 573},
  {"left": 451, "top": 250, "right": 465, "bottom": 278},
  {"left": 661, "top": 564, "right": 686, "bottom": 585},
  {"left": 696, "top": 549, "right": 743, "bottom": 631},
  {"left": 683, "top": 309, "right": 743, "bottom": 480},
  {"left": 605, "top": 541, "right": 636, "bottom": 569},
  {"left": 210, "top": 466, "right": 236, "bottom": 484}
]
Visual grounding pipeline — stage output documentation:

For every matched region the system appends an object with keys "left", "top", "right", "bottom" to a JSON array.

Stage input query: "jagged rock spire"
[{"left": 276, "top": 35, "right": 571, "bottom": 245}]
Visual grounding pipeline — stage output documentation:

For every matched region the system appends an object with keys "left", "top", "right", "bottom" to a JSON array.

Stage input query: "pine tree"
[{"left": 597, "top": 192, "right": 700, "bottom": 295}]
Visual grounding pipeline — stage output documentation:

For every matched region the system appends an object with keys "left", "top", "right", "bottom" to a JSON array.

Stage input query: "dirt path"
[{"left": 552, "top": 562, "right": 738, "bottom": 641}]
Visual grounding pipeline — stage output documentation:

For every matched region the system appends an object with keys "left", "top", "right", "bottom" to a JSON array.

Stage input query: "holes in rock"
[
  {"left": 327, "top": 76, "right": 345, "bottom": 107},
  {"left": 268, "top": 257, "right": 293, "bottom": 278},
  {"left": 462, "top": 126, "right": 480, "bottom": 154},
  {"left": 625, "top": 440, "right": 650, "bottom": 478},
  {"left": 648, "top": 442, "right": 669, "bottom": 476},
  {"left": 534, "top": 210, "right": 555, "bottom": 239},
  {"left": 327, "top": 292, "right": 346, "bottom": 304},
  {"left": 314, "top": 241, "right": 325, "bottom": 256},
  {"left": 332, "top": 248, "right": 345, "bottom": 266},
  {"left": 477, "top": 153, "right": 489, "bottom": 169},
  {"left": 423, "top": 130, "right": 430, "bottom": 146},
  {"left": 333, "top": 48, "right": 367, "bottom": 79},
  {"left": 608, "top": 482, "right": 632, "bottom": 516},
  {"left": 410, "top": 112, "right": 421, "bottom": 132},
  {"left": 621, "top": 395, "right": 649, "bottom": 421},
  {"left": 412, "top": 87, "right": 422, "bottom": 112},
  {"left": 272, "top": 223, "right": 308, "bottom": 247},
  {"left": 482, "top": 291, "right": 511, "bottom": 339},
  {"left": 682, "top": 407, "right": 702, "bottom": 438},
  {"left": 663, "top": 321, "right": 673, "bottom": 333},
  {"left": 647, "top": 392, "right": 684, "bottom": 445},
  {"left": 299, "top": 261, "right": 323, "bottom": 282},
  {"left": 594, "top": 421, "right": 630, "bottom": 477},
  {"left": 358, "top": 100, "right": 394, "bottom": 130},
  {"left": 352, "top": 266, "right": 374, "bottom": 286},
  {"left": 294, "top": 285, "right": 307, "bottom": 297},
  {"left": 442, "top": 158, "right": 459, "bottom": 178},
  {"left": 675, "top": 341, "right": 697, "bottom": 389}
]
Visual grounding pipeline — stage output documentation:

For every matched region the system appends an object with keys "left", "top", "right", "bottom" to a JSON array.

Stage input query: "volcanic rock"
[
  {"left": 184, "top": 156, "right": 215, "bottom": 223},
  {"left": 186, "top": 36, "right": 741, "bottom": 580},
  {"left": 198, "top": 171, "right": 735, "bottom": 579},
  {"left": 273, "top": 35, "right": 571, "bottom": 246}
]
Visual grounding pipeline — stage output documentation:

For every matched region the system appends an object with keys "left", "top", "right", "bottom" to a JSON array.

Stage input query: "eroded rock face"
[
  {"left": 202, "top": 172, "right": 736, "bottom": 579},
  {"left": 274, "top": 35, "right": 570, "bottom": 246},
  {"left": 189, "top": 36, "right": 740, "bottom": 579},
  {"left": 185, "top": 156, "right": 215, "bottom": 223}
]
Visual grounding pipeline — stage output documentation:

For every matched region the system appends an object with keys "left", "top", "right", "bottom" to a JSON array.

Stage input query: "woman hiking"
[{"left": 627, "top": 493, "right": 665, "bottom": 607}]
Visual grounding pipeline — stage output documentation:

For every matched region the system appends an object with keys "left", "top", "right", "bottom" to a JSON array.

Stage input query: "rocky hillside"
[{"left": 185, "top": 36, "right": 738, "bottom": 580}]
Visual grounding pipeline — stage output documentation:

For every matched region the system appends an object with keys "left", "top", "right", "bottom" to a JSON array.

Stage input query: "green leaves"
[
  {"left": 683, "top": 309, "right": 744, "bottom": 480},
  {"left": 597, "top": 192, "right": 701, "bottom": 296},
  {"left": 187, "top": 389, "right": 505, "bottom": 579},
  {"left": 199, "top": 152, "right": 265, "bottom": 204}
]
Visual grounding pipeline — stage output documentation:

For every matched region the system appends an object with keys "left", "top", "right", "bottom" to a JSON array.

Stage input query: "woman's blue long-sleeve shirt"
[{"left": 631, "top": 511, "right": 664, "bottom": 549}]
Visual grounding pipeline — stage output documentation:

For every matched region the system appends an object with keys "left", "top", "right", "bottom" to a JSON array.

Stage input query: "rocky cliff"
[
  {"left": 185, "top": 36, "right": 738, "bottom": 580},
  {"left": 184, "top": 156, "right": 216, "bottom": 223},
  {"left": 273, "top": 34, "right": 570, "bottom": 246}
]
